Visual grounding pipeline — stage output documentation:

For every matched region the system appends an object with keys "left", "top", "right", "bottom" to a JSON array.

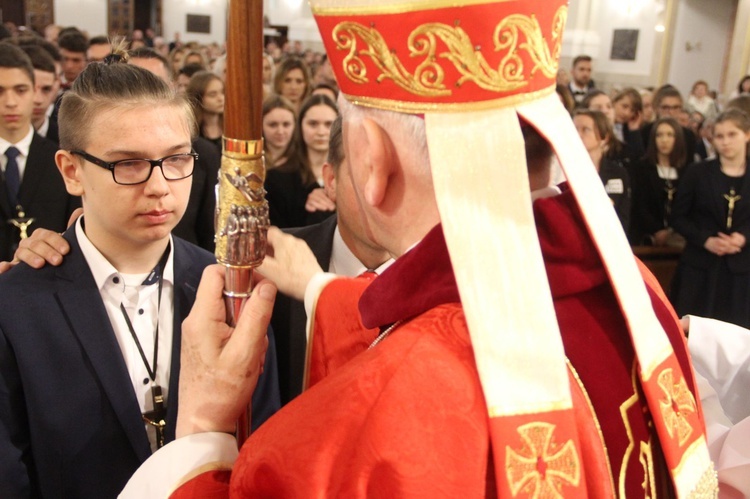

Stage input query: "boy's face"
[
  {"left": 59, "top": 48, "right": 86, "bottom": 82},
  {"left": 57, "top": 104, "right": 192, "bottom": 256},
  {"left": 0, "top": 67, "right": 34, "bottom": 141},
  {"left": 614, "top": 97, "right": 634, "bottom": 124},
  {"left": 32, "top": 69, "right": 57, "bottom": 127}
]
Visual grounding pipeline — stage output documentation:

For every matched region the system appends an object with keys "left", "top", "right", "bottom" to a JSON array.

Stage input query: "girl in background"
[
  {"left": 574, "top": 109, "right": 632, "bottom": 232},
  {"left": 630, "top": 117, "right": 687, "bottom": 246},
  {"left": 671, "top": 109, "right": 750, "bottom": 327},
  {"left": 186, "top": 71, "right": 224, "bottom": 151},
  {"left": 265, "top": 94, "right": 338, "bottom": 228},
  {"left": 273, "top": 57, "right": 312, "bottom": 112},
  {"left": 612, "top": 87, "right": 645, "bottom": 157},
  {"left": 582, "top": 90, "right": 635, "bottom": 165},
  {"left": 262, "top": 95, "right": 296, "bottom": 169}
]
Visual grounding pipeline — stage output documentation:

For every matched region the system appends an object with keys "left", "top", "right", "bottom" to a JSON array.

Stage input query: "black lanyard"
[
  {"left": 119, "top": 244, "right": 171, "bottom": 448},
  {"left": 119, "top": 243, "right": 171, "bottom": 384}
]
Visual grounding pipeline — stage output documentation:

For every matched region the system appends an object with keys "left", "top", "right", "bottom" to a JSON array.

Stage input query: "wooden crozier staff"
[{"left": 214, "top": 0, "right": 268, "bottom": 446}]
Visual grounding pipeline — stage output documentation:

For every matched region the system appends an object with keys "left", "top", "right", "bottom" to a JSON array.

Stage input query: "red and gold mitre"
[{"left": 311, "top": 1, "right": 717, "bottom": 496}]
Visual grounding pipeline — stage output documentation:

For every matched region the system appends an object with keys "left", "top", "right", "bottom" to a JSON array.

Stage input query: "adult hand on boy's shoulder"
[
  {"left": 10, "top": 229, "right": 71, "bottom": 270},
  {"left": 0, "top": 230, "right": 67, "bottom": 274},
  {"left": 0, "top": 207, "right": 81, "bottom": 274}
]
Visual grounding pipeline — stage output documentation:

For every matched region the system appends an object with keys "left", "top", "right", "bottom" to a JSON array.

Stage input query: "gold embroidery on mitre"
[
  {"left": 657, "top": 368, "right": 696, "bottom": 447},
  {"left": 331, "top": 6, "right": 566, "bottom": 98},
  {"left": 505, "top": 422, "right": 580, "bottom": 498}
]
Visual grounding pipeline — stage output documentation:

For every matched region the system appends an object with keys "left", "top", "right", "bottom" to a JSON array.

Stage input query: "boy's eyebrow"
[{"left": 103, "top": 143, "right": 193, "bottom": 157}]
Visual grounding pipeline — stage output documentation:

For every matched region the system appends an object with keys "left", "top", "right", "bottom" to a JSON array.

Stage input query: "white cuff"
[
  {"left": 119, "top": 432, "right": 238, "bottom": 499},
  {"left": 304, "top": 272, "right": 338, "bottom": 343}
]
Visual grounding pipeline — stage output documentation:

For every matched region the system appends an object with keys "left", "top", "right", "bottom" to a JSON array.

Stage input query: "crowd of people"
[
  {"left": 558, "top": 54, "right": 750, "bottom": 330},
  {"left": 0, "top": 7, "right": 749, "bottom": 497}
]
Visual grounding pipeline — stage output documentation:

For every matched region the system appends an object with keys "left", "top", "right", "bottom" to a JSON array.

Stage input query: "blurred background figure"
[
  {"left": 687, "top": 80, "right": 719, "bottom": 121},
  {"left": 574, "top": 109, "right": 632, "bottom": 231},
  {"left": 671, "top": 109, "right": 750, "bottom": 328},
  {"left": 186, "top": 71, "right": 224, "bottom": 151},
  {"left": 265, "top": 94, "right": 337, "bottom": 228},
  {"left": 273, "top": 57, "right": 311, "bottom": 113},
  {"left": 630, "top": 117, "right": 688, "bottom": 247},
  {"left": 262, "top": 95, "right": 297, "bottom": 169}
]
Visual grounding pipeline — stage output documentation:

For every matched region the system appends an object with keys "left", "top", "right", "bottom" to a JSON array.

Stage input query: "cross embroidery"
[{"left": 505, "top": 422, "right": 581, "bottom": 497}]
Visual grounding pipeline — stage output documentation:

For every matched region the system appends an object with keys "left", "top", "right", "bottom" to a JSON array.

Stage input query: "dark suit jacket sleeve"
[
  {"left": 0, "top": 325, "right": 35, "bottom": 497},
  {"left": 623, "top": 127, "right": 645, "bottom": 159},
  {"left": 670, "top": 163, "right": 714, "bottom": 247},
  {"left": 192, "top": 139, "right": 219, "bottom": 251},
  {"left": 251, "top": 325, "right": 281, "bottom": 431},
  {"left": 631, "top": 162, "right": 664, "bottom": 241}
]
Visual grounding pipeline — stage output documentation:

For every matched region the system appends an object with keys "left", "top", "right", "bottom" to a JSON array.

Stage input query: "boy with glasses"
[{"left": 0, "top": 49, "right": 279, "bottom": 498}]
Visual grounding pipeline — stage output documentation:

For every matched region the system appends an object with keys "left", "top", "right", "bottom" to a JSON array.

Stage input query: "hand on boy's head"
[
  {"left": 176, "top": 264, "right": 275, "bottom": 438},
  {"left": 256, "top": 227, "right": 323, "bottom": 301},
  {"left": 12, "top": 229, "right": 71, "bottom": 269}
]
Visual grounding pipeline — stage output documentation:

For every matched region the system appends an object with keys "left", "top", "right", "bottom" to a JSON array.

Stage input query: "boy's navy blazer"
[{"left": 0, "top": 227, "right": 278, "bottom": 498}]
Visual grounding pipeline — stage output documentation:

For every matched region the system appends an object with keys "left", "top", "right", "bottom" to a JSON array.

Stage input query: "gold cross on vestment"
[
  {"left": 505, "top": 422, "right": 581, "bottom": 497},
  {"left": 657, "top": 368, "right": 696, "bottom": 447}
]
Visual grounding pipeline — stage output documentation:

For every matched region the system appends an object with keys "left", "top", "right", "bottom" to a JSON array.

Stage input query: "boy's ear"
[{"left": 56, "top": 151, "right": 84, "bottom": 197}]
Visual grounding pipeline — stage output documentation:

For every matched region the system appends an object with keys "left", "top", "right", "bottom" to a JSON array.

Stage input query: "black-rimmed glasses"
[{"left": 70, "top": 150, "right": 198, "bottom": 185}]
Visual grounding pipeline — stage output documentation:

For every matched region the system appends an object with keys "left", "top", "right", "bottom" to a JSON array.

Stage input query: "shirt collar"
[
  {"left": 330, "top": 225, "right": 394, "bottom": 276},
  {"left": 0, "top": 125, "right": 34, "bottom": 157},
  {"left": 75, "top": 216, "right": 174, "bottom": 291}
]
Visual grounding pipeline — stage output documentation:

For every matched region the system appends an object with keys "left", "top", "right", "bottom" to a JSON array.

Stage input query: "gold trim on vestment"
[
  {"left": 619, "top": 362, "right": 657, "bottom": 498},
  {"left": 566, "top": 360, "right": 616, "bottom": 498},
  {"left": 671, "top": 437, "right": 718, "bottom": 497},
  {"left": 344, "top": 85, "right": 554, "bottom": 114},
  {"left": 312, "top": 0, "right": 515, "bottom": 17},
  {"left": 332, "top": 8, "right": 564, "bottom": 97}
]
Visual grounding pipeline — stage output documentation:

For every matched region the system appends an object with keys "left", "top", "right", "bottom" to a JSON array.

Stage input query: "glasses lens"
[
  {"left": 113, "top": 160, "right": 152, "bottom": 184},
  {"left": 161, "top": 154, "right": 195, "bottom": 180}
]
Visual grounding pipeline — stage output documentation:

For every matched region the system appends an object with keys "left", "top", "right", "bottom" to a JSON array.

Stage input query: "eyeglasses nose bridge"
[{"left": 143, "top": 159, "right": 170, "bottom": 184}]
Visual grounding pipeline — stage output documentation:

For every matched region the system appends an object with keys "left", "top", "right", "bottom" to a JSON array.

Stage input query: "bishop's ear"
[
  {"left": 361, "top": 117, "right": 397, "bottom": 208},
  {"left": 55, "top": 151, "right": 84, "bottom": 197}
]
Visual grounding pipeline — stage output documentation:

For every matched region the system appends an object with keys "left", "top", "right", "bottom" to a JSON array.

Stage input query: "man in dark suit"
[
  {"left": 0, "top": 43, "right": 79, "bottom": 261},
  {"left": 273, "top": 117, "right": 391, "bottom": 403},
  {"left": 568, "top": 54, "right": 595, "bottom": 105}
]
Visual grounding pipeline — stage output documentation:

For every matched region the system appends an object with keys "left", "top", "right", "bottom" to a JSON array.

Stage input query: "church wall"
[
  {"left": 665, "top": 0, "right": 736, "bottom": 99},
  {"left": 162, "top": 0, "right": 227, "bottom": 46},
  {"left": 54, "top": 0, "right": 108, "bottom": 38}
]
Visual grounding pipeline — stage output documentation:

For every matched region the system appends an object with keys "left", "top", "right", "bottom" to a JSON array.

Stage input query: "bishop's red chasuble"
[{"left": 172, "top": 189, "right": 707, "bottom": 498}]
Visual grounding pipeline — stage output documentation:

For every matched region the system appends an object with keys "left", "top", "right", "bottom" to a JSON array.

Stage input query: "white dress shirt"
[
  {"left": 76, "top": 217, "right": 175, "bottom": 452},
  {"left": 0, "top": 125, "right": 34, "bottom": 181}
]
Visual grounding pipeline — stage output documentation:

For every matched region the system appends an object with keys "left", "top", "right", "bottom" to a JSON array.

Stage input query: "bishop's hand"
[{"left": 176, "top": 265, "right": 275, "bottom": 438}]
